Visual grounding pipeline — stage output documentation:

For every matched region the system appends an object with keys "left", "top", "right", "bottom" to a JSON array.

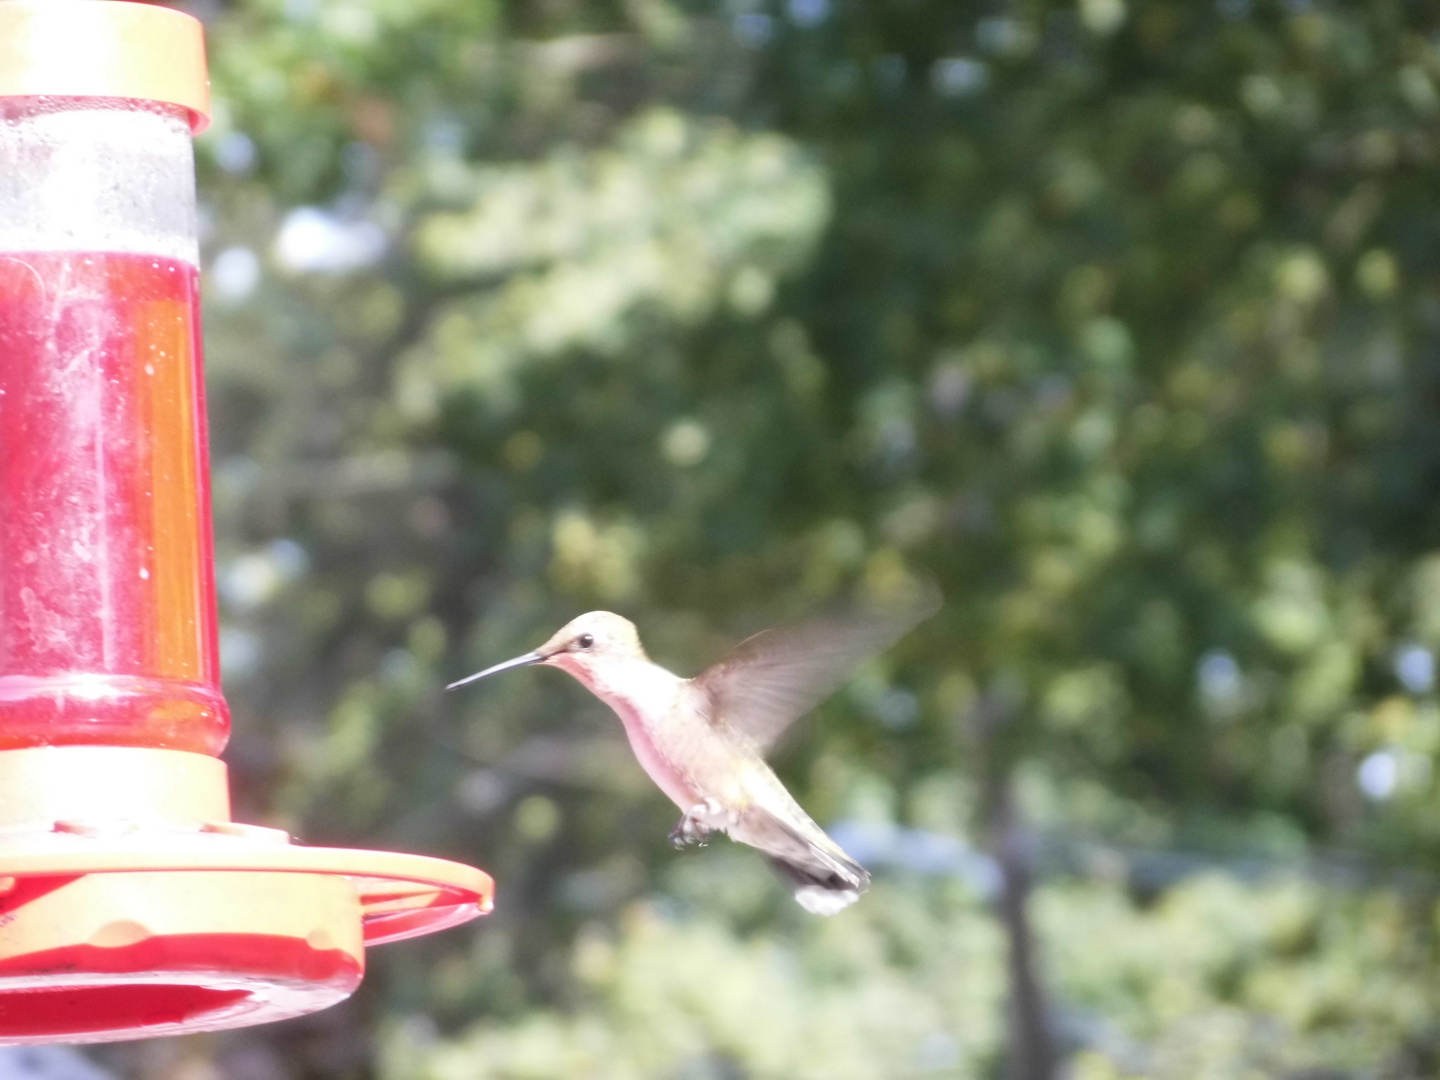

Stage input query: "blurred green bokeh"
[{"left": 93, "top": 0, "right": 1440, "bottom": 1077}]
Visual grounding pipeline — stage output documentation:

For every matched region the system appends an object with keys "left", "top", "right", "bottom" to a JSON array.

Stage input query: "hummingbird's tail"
[
  {"left": 745, "top": 811, "right": 870, "bottom": 915},
  {"left": 766, "top": 852, "right": 870, "bottom": 915}
]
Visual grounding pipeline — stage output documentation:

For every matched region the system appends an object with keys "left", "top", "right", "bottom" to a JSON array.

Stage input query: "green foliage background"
[{"left": 99, "top": 0, "right": 1440, "bottom": 1077}]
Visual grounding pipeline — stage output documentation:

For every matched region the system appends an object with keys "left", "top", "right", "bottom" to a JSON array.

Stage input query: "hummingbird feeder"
[{"left": 0, "top": 0, "right": 492, "bottom": 1044}]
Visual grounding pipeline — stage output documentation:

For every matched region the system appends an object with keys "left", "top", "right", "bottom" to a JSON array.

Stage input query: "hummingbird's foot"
[
  {"left": 669, "top": 816, "right": 710, "bottom": 849},
  {"left": 670, "top": 801, "right": 721, "bottom": 849}
]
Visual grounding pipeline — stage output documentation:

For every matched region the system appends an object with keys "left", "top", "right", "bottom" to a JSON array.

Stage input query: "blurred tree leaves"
[{"left": 402, "top": 107, "right": 829, "bottom": 418}]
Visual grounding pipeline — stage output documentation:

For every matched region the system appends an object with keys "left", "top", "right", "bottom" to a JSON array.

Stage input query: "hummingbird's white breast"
[{"left": 573, "top": 657, "right": 698, "bottom": 811}]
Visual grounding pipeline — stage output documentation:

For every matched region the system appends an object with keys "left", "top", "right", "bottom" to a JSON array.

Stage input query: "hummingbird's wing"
[{"left": 693, "top": 582, "right": 939, "bottom": 754}]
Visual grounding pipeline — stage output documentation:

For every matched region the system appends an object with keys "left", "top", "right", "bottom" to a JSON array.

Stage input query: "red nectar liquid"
[{"left": 0, "top": 251, "right": 226, "bottom": 753}]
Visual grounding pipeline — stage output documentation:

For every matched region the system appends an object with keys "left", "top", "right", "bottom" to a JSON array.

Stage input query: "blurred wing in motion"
[{"left": 693, "top": 580, "right": 940, "bottom": 754}]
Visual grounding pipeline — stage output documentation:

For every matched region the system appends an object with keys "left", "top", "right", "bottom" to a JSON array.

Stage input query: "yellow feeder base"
[{"left": 0, "top": 747, "right": 493, "bottom": 1044}]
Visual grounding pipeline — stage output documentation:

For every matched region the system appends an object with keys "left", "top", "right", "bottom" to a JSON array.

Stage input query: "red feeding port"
[{"left": 0, "top": 0, "right": 493, "bottom": 1045}]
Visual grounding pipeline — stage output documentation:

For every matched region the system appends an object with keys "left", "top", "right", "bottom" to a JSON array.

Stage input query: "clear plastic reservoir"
[{"left": 0, "top": 98, "right": 226, "bottom": 753}]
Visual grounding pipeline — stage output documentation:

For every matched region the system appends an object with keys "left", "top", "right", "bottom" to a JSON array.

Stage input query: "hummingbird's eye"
[{"left": 577, "top": 634, "right": 595, "bottom": 650}]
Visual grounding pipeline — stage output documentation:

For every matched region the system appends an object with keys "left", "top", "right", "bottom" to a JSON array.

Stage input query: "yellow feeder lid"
[{"left": 0, "top": 0, "right": 210, "bottom": 131}]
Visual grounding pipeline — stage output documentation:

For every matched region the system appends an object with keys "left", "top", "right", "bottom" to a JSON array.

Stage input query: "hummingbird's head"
[
  {"left": 446, "top": 611, "right": 647, "bottom": 692},
  {"left": 536, "top": 611, "right": 647, "bottom": 679}
]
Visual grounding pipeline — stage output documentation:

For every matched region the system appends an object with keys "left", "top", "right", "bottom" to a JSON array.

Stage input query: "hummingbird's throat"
[
  {"left": 554, "top": 657, "right": 686, "bottom": 729},
  {"left": 553, "top": 654, "right": 652, "bottom": 702}
]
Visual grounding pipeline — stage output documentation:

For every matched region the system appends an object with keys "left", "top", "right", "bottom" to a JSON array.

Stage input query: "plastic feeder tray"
[{"left": 0, "top": 0, "right": 493, "bottom": 1044}]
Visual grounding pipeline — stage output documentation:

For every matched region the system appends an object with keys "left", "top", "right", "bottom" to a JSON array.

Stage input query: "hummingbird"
[{"left": 447, "top": 586, "right": 938, "bottom": 914}]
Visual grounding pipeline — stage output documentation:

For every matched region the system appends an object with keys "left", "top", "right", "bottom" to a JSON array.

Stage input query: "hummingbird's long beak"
[{"left": 445, "top": 651, "right": 546, "bottom": 691}]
